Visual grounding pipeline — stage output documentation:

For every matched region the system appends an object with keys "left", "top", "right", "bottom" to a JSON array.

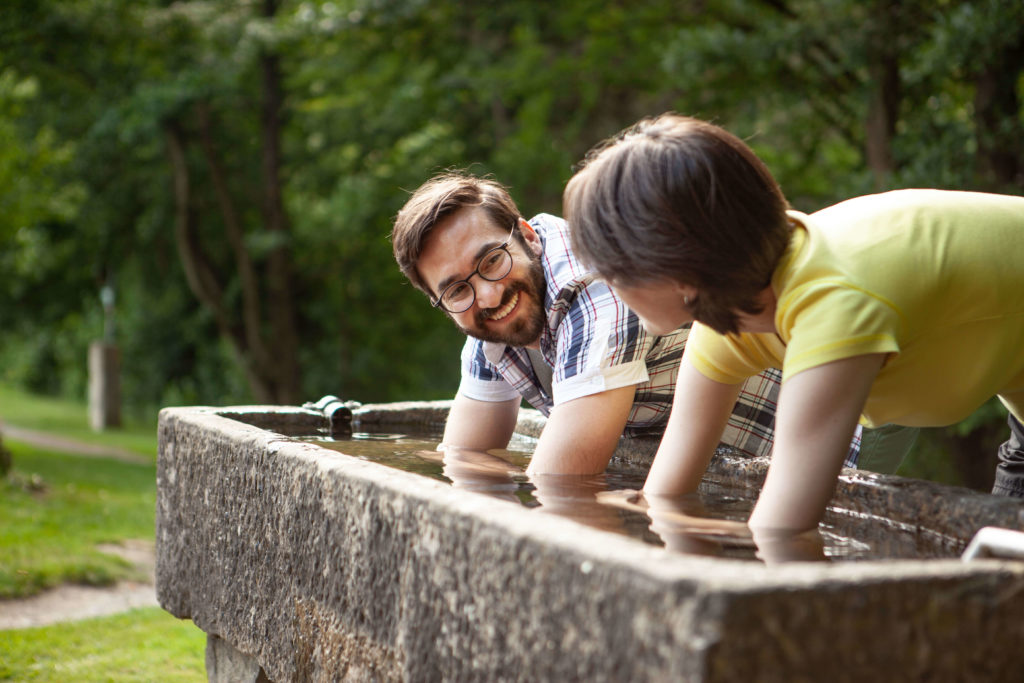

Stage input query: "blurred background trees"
[{"left": 1, "top": 0, "right": 1021, "bottom": 485}]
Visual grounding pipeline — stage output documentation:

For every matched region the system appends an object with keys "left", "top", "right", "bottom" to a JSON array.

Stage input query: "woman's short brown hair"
[
  {"left": 563, "top": 114, "right": 792, "bottom": 334},
  {"left": 392, "top": 172, "right": 521, "bottom": 296}
]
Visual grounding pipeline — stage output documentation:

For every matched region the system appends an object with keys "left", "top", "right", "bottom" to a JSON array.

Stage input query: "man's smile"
[{"left": 487, "top": 290, "right": 520, "bottom": 322}]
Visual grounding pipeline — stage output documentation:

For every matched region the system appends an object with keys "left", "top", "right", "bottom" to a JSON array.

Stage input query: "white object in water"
[{"left": 961, "top": 526, "right": 1024, "bottom": 561}]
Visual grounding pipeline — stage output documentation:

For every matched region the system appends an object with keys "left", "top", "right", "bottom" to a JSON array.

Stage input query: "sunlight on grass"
[
  {"left": 0, "top": 383, "right": 157, "bottom": 458},
  {"left": 0, "top": 608, "right": 205, "bottom": 682},
  {"left": 0, "top": 442, "right": 155, "bottom": 599}
]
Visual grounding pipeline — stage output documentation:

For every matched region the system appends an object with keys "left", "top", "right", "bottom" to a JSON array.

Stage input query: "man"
[{"left": 391, "top": 172, "right": 788, "bottom": 474}]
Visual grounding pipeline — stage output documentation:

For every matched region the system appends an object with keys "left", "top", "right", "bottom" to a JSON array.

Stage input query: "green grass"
[
  {"left": 1, "top": 441, "right": 156, "bottom": 599},
  {"left": 0, "top": 608, "right": 205, "bottom": 682},
  {"left": 0, "top": 383, "right": 157, "bottom": 458},
  {"left": 1, "top": 385, "right": 205, "bottom": 681}
]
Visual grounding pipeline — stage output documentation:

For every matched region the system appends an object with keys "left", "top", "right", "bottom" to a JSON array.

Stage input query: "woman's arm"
[
  {"left": 643, "top": 355, "right": 744, "bottom": 495},
  {"left": 748, "top": 353, "right": 885, "bottom": 533}
]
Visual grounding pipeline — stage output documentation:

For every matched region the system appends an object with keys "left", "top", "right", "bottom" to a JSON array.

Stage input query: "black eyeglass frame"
[{"left": 430, "top": 224, "right": 518, "bottom": 313}]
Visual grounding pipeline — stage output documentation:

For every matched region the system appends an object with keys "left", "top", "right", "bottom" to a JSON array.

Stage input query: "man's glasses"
[{"left": 432, "top": 225, "right": 517, "bottom": 313}]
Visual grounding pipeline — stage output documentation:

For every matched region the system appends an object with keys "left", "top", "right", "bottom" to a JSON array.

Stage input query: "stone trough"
[{"left": 156, "top": 402, "right": 1024, "bottom": 682}]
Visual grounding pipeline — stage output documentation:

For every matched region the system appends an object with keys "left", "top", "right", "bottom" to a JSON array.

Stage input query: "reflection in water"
[
  {"left": 599, "top": 490, "right": 828, "bottom": 563},
  {"left": 528, "top": 472, "right": 626, "bottom": 534},
  {"left": 438, "top": 447, "right": 521, "bottom": 503},
  {"left": 309, "top": 430, "right": 963, "bottom": 564},
  {"left": 599, "top": 489, "right": 753, "bottom": 558}
]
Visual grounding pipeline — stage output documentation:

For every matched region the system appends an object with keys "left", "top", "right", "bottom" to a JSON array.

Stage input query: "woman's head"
[{"left": 564, "top": 114, "right": 791, "bottom": 335}]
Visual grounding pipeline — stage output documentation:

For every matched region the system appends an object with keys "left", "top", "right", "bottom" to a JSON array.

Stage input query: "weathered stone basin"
[{"left": 156, "top": 402, "right": 1024, "bottom": 682}]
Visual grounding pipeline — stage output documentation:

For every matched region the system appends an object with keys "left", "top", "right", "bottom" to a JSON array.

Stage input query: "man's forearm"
[
  {"left": 441, "top": 393, "right": 520, "bottom": 451},
  {"left": 525, "top": 385, "right": 637, "bottom": 475}
]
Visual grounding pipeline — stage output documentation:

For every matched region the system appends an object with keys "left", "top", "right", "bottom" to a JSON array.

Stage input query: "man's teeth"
[{"left": 489, "top": 291, "right": 519, "bottom": 321}]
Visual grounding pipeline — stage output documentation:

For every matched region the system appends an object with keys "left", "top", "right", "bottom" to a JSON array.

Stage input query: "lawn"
[
  {"left": 0, "top": 441, "right": 156, "bottom": 598},
  {"left": 0, "top": 608, "right": 205, "bottom": 682},
  {"left": 1, "top": 383, "right": 206, "bottom": 681}
]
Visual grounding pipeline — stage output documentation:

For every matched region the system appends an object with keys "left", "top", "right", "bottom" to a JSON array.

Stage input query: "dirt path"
[
  {"left": 1, "top": 425, "right": 159, "bottom": 629},
  {"left": 0, "top": 421, "right": 151, "bottom": 464},
  {"left": 0, "top": 540, "right": 158, "bottom": 630}
]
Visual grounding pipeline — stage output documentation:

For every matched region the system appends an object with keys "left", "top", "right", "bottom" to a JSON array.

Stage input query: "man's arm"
[
  {"left": 525, "top": 384, "right": 638, "bottom": 475},
  {"left": 442, "top": 393, "right": 520, "bottom": 451},
  {"left": 643, "top": 355, "right": 744, "bottom": 495},
  {"left": 747, "top": 353, "right": 885, "bottom": 534}
]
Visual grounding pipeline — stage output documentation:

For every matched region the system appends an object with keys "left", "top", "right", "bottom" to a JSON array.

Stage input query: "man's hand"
[
  {"left": 525, "top": 384, "right": 638, "bottom": 475},
  {"left": 439, "top": 445, "right": 522, "bottom": 503},
  {"left": 530, "top": 472, "right": 624, "bottom": 532}
]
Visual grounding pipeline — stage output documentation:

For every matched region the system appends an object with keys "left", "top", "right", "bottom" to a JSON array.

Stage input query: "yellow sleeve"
[
  {"left": 686, "top": 322, "right": 783, "bottom": 385},
  {"left": 779, "top": 280, "right": 902, "bottom": 380}
]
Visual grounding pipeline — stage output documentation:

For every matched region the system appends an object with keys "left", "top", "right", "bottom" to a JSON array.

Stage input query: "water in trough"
[{"left": 306, "top": 428, "right": 965, "bottom": 562}]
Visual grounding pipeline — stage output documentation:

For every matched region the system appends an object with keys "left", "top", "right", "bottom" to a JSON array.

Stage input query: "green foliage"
[
  {"left": 0, "top": 0, "right": 1020, "bottom": 463},
  {"left": 0, "top": 441, "right": 156, "bottom": 598},
  {"left": 0, "top": 608, "right": 205, "bottom": 682}
]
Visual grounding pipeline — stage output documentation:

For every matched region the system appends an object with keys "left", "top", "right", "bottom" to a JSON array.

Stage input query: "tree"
[
  {"left": 160, "top": 0, "right": 301, "bottom": 403},
  {"left": 1, "top": 0, "right": 1021, "bottom": 456}
]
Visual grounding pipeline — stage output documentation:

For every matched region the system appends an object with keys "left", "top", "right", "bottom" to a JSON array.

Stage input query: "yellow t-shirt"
[{"left": 687, "top": 189, "right": 1024, "bottom": 427}]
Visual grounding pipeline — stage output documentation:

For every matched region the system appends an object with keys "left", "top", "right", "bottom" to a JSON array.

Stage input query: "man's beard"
[{"left": 454, "top": 257, "right": 547, "bottom": 347}]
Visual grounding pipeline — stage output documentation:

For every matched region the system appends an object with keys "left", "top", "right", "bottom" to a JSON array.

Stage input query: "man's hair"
[
  {"left": 392, "top": 172, "right": 522, "bottom": 297},
  {"left": 563, "top": 114, "right": 792, "bottom": 334}
]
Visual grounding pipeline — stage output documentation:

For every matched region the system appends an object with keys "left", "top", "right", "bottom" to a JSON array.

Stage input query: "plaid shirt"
[{"left": 455, "top": 214, "right": 857, "bottom": 462}]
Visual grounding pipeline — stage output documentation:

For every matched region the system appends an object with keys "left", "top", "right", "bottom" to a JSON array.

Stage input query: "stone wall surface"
[{"left": 157, "top": 406, "right": 1024, "bottom": 682}]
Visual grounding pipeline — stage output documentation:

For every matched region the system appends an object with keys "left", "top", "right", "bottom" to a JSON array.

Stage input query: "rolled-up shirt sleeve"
[
  {"left": 551, "top": 279, "right": 652, "bottom": 405},
  {"left": 456, "top": 337, "right": 520, "bottom": 402}
]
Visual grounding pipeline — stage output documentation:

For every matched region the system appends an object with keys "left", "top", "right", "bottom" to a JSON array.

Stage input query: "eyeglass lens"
[{"left": 441, "top": 247, "right": 513, "bottom": 312}]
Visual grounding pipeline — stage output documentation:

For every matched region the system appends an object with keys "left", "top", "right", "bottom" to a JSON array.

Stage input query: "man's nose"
[{"left": 474, "top": 278, "right": 505, "bottom": 310}]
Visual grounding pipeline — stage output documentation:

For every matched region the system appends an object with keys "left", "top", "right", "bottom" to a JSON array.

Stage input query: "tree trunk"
[
  {"left": 0, "top": 431, "right": 11, "bottom": 478},
  {"left": 260, "top": 0, "right": 302, "bottom": 404},
  {"left": 864, "top": 1, "right": 901, "bottom": 187},
  {"left": 160, "top": 0, "right": 303, "bottom": 405},
  {"left": 164, "top": 118, "right": 277, "bottom": 403},
  {"left": 973, "top": 38, "right": 1024, "bottom": 190}
]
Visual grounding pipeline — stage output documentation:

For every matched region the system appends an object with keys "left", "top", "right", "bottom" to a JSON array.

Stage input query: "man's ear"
[{"left": 518, "top": 218, "right": 543, "bottom": 257}]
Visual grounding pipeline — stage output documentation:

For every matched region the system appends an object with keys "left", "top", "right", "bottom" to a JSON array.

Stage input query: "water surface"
[{"left": 308, "top": 429, "right": 964, "bottom": 563}]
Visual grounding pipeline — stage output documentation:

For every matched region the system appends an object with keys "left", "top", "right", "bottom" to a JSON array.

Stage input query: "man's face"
[
  {"left": 417, "top": 207, "right": 547, "bottom": 347},
  {"left": 608, "top": 278, "right": 695, "bottom": 336}
]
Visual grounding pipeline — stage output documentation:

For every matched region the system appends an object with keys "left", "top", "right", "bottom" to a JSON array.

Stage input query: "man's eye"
[
  {"left": 446, "top": 282, "right": 472, "bottom": 301},
  {"left": 480, "top": 250, "right": 506, "bottom": 273}
]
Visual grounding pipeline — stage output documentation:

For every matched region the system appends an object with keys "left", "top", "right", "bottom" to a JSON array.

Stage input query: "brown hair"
[
  {"left": 563, "top": 114, "right": 792, "bottom": 334},
  {"left": 392, "top": 172, "right": 522, "bottom": 296}
]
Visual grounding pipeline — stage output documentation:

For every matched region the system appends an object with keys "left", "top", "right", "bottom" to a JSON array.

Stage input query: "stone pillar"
[
  {"left": 88, "top": 342, "right": 121, "bottom": 431},
  {"left": 206, "top": 635, "right": 273, "bottom": 683}
]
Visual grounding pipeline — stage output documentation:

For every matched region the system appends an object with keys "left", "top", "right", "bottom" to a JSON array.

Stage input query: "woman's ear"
[
  {"left": 672, "top": 281, "right": 698, "bottom": 307},
  {"left": 519, "top": 218, "right": 543, "bottom": 257}
]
